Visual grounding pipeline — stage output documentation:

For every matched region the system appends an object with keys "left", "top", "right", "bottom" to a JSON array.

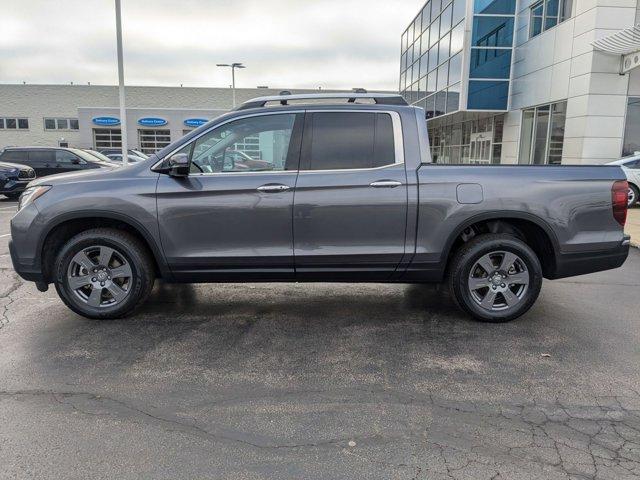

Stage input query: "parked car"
[
  {"left": 83, "top": 149, "right": 120, "bottom": 164},
  {"left": 104, "top": 153, "right": 146, "bottom": 164},
  {"left": 9, "top": 93, "right": 631, "bottom": 322},
  {"left": 0, "top": 161, "right": 36, "bottom": 199},
  {"left": 0, "top": 147, "right": 114, "bottom": 178},
  {"left": 607, "top": 155, "right": 640, "bottom": 207},
  {"left": 99, "top": 148, "right": 148, "bottom": 159}
]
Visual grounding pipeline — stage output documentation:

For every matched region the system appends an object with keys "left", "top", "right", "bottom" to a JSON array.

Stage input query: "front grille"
[{"left": 18, "top": 169, "right": 36, "bottom": 180}]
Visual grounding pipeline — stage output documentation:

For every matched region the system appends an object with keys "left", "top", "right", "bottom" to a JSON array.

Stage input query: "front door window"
[{"left": 189, "top": 114, "right": 297, "bottom": 174}]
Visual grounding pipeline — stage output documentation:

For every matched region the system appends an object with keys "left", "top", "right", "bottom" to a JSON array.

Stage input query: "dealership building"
[
  {"left": 400, "top": 0, "right": 640, "bottom": 165},
  {"left": 0, "top": 85, "right": 351, "bottom": 155}
]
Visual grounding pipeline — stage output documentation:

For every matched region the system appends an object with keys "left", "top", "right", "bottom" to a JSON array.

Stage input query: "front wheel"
[
  {"left": 54, "top": 228, "right": 155, "bottom": 319},
  {"left": 448, "top": 234, "right": 543, "bottom": 323}
]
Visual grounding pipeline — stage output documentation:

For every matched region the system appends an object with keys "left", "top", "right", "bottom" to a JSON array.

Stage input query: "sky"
[{"left": 0, "top": 0, "right": 423, "bottom": 91}]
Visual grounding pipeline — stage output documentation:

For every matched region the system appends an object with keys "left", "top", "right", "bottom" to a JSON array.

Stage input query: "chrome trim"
[
  {"left": 370, "top": 180, "right": 403, "bottom": 188},
  {"left": 257, "top": 184, "right": 291, "bottom": 193},
  {"left": 154, "top": 109, "right": 405, "bottom": 175}
]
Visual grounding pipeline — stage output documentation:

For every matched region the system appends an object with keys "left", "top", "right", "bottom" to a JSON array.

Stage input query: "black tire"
[
  {"left": 629, "top": 184, "right": 639, "bottom": 208},
  {"left": 4, "top": 192, "right": 21, "bottom": 199},
  {"left": 54, "top": 228, "right": 155, "bottom": 319},
  {"left": 448, "top": 234, "right": 543, "bottom": 323}
]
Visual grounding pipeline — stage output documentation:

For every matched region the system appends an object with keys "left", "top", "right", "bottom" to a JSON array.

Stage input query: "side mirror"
[
  {"left": 71, "top": 158, "right": 81, "bottom": 165},
  {"left": 167, "top": 153, "right": 190, "bottom": 177}
]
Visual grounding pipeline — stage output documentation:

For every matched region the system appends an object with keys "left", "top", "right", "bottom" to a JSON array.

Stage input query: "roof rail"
[{"left": 235, "top": 93, "right": 408, "bottom": 111}]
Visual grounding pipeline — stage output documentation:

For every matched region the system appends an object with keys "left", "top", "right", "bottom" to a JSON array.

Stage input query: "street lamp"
[
  {"left": 114, "top": 0, "right": 129, "bottom": 165},
  {"left": 216, "top": 63, "right": 246, "bottom": 108}
]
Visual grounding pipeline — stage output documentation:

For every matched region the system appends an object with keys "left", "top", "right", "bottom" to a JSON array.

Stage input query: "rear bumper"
[{"left": 550, "top": 235, "right": 631, "bottom": 279}]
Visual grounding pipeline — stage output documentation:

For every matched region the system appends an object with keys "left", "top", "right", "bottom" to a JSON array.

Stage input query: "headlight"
[{"left": 18, "top": 185, "right": 51, "bottom": 211}]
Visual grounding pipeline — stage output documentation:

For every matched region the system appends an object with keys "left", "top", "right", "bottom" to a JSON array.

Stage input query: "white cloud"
[{"left": 0, "top": 0, "right": 424, "bottom": 90}]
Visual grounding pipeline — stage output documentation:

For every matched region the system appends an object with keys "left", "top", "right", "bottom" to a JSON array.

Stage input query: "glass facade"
[
  {"left": 428, "top": 114, "right": 505, "bottom": 164},
  {"left": 467, "top": 0, "right": 515, "bottom": 110},
  {"left": 400, "top": 0, "right": 466, "bottom": 118},
  {"left": 401, "top": 0, "right": 515, "bottom": 115}
]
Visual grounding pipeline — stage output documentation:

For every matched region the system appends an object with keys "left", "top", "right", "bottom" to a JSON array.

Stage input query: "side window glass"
[
  {"left": 28, "top": 150, "right": 55, "bottom": 164},
  {"left": 627, "top": 160, "right": 640, "bottom": 169},
  {"left": 56, "top": 150, "right": 84, "bottom": 164},
  {"left": 1, "top": 150, "right": 29, "bottom": 163},
  {"left": 305, "top": 112, "right": 396, "bottom": 170},
  {"left": 189, "top": 114, "right": 297, "bottom": 174}
]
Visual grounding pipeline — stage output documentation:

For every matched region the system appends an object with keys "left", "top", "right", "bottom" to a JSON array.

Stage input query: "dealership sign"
[
  {"left": 184, "top": 118, "right": 208, "bottom": 128},
  {"left": 138, "top": 117, "right": 168, "bottom": 127},
  {"left": 92, "top": 116, "right": 120, "bottom": 126}
]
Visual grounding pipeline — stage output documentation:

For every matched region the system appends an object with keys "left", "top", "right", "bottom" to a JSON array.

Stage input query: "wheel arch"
[
  {"left": 442, "top": 211, "right": 560, "bottom": 278},
  {"left": 38, "top": 211, "right": 171, "bottom": 283}
]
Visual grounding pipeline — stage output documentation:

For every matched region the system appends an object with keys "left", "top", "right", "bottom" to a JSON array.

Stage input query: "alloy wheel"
[
  {"left": 67, "top": 245, "right": 132, "bottom": 308},
  {"left": 467, "top": 250, "right": 530, "bottom": 312}
]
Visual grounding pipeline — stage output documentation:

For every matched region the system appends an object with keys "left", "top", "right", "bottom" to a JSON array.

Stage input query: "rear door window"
[
  {"left": 0, "top": 150, "right": 29, "bottom": 164},
  {"left": 28, "top": 150, "right": 55, "bottom": 165},
  {"left": 302, "top": 112, "right": 396, "bottom": 170}
]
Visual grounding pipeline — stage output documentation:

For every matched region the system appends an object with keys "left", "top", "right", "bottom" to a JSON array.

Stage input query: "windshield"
[
  {"left": 84, "top": 149, "right": 116, "bottom": 163},
  {"left": 69, "top": 148, "right": 115, "bottom": 166}
]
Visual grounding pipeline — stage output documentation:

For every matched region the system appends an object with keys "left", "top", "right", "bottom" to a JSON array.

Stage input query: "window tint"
[
  {"left": 1, "top": 150, "right": 29, "bottom": 162},
  {"left": 189, "top": 113, "right": 298, "bottom": 174},
  {"left": 56, "top": 150, "right": 83, "bottom": 164},
  {"left": 29, "top": 150, "right": 55, "bottom": 163},
  {"left": 304, "top": 112, "right": 396, "bottom": 171}
]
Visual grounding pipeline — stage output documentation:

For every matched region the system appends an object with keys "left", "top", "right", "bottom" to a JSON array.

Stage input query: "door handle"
[
  {"left": 369, "top": 180, "right": 402, "bottom": 188},
  {"left": 257, "top": 184, "right": 291, "bottom": 193}
]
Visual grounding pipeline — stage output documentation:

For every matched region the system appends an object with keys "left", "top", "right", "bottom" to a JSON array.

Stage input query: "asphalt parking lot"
[{"left": 1, "top": 197, "right": 639, "bottom": 480}]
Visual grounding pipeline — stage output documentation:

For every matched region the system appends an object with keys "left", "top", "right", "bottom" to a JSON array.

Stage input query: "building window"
[
  {"left": 427, "top": 115, "right": 505, "bottom": 164},
  {"left": 519, "top": 101, "right": 567, "bottom": 165},
  {"left": 0, "top": 117, "right": 29, "bottom": 130},
  {"left": 530, "top": 0, "right": 572, "bottom": 39},
  {"left": 138, "top": 129, "right": 171, "bottom": 154},
  {"left": 94, "top": 128, "right": 122, "bottom": 149},
  {"left": 623, "top": 97, "right": 640, "bottom": 157},
  {"left": 44, "top": 117, "right": 79, "bottom": 131}
]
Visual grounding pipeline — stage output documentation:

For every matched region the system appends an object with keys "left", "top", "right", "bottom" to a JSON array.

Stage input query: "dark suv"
[
  {"left": 0, "top": 147, "right": 114, "bottom": 178},
  {"left": 0, "top": 161, "right": 36, "bottom": 199}
]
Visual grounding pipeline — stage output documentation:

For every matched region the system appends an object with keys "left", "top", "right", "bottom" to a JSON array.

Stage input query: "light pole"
[
  {"left": 114, "top": 0, "right": 129, "bottom": 165},
  {"left": 216, "top": 63, "right": 246, "bottom": 108}
]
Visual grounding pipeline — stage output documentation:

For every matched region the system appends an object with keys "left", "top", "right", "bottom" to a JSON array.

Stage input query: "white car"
[{"left": 608, "top": 156, "right": 640, "bottom": 207}]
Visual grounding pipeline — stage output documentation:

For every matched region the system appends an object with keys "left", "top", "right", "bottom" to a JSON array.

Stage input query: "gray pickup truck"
[{"left": 10, "top": 93, "right": 631, "bottom": 322}]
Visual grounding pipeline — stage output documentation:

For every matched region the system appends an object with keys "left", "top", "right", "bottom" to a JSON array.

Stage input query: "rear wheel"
[
  {"left": 629, "top": 184, "right": 639, "bottom": 207},
  {"left": 448, "top": 234, "right": 543, "bottom": 323},
  {"left": 54, "top": 228, "right": 155, "bottom": 319}
]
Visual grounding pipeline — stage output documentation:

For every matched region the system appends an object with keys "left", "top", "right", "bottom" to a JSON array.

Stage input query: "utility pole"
[
  {"left": 115, "top": 0, "right": 129, "bottom": 165},
  {"left": 216, "top": 63, "right": 246, "bottom": 108}
]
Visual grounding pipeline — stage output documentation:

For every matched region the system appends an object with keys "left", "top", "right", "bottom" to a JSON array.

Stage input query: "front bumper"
[
  {"left": 0, "top": 178, "right": 30, "bottom": 195},
  {"left": 9, "top": 201, "right": 46, "bottom": 283},
  {"left": 551, "top": 235, "right": 631, "bottom": 279},
  {"left": 9, "top": 238, "right": 45, "bottom": 282}
]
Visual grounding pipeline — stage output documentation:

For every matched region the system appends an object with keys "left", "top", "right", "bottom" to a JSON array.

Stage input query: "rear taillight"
[{"left": 612, "top": 180, "right": 629, "bottom": 227}]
